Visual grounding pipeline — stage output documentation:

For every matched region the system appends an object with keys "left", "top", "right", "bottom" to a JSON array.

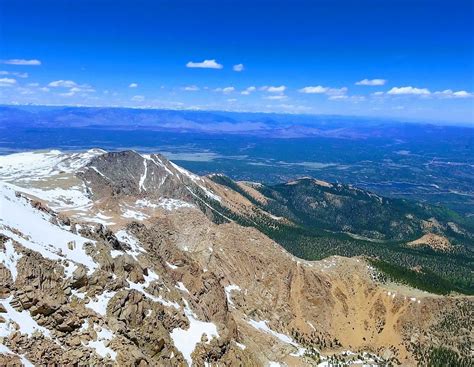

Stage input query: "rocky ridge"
[{"left": 0, "top": 150, "right": 472, "bottom": 366}]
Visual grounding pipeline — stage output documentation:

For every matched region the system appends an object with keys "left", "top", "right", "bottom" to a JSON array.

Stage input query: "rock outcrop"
[{"left": 0, "top": 150, "right": 471, "bottom": 366}]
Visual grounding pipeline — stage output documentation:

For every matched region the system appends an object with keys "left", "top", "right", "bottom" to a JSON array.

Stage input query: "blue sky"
[{"left": 0, "top": 0, "right": 473, "bottom": 124}]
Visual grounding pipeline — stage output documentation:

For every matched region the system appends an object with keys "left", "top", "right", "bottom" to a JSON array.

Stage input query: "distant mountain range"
[{"left": 2, "top": 105, "right": 472, "bottom": 138}]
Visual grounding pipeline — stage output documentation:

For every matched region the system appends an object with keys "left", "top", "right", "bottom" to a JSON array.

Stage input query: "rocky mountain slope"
[
  {"left": 209, "top": 174, "right": 474, "bottom": 295},
  {"left": 0, "top": 150, "right": 472, "bottom": 366}
]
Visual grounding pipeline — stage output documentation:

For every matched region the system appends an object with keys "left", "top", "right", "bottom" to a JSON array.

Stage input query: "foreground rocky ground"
[{"left": 0, "top": 150, "right": 472, "bottom": 366}]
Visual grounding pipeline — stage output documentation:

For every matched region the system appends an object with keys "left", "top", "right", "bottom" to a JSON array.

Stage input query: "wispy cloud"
[
  {"left": 214, "top": 86, "right": 235, "bottom": 94},
  {"left": 261, "top": 85, "right": 286, "bottom": 93},
  {"left": 2, "top": 59, "right": 41, "bottom": 66},
  {"left": 186, "top": 59, "right": 223, "bottom": 69},
  {"left": 387, "top": 86, "right": 430, "bottom": 95},
  {"left": 233, "top": 63, "right": 244, "bottom": 72},
  {"left": 49, "top": 80, "right": 95, "bottom": 95},
  {"left": 0, "top": 71, "right": 28, "bottom": 78},
  {"left": 265, "top": 95, "right": 287, "bottom": 100},
  {"left": 129, "top": 83, "right": 138, "bottom": 88},
  {"left": 434, "top": 89, "right": 472, "bottom": 98},
  {"left": 183, "top": 85, "right": 200, "bottom": 91},
  {"left": 325, "top": 87, "right": 348, "bottom": 96},
  {"left": 48, "top": 80, "right": 79, "bottom": 88},
  {"left": 0, "top": 78, "right": 17, "bottom": 87},
  {"left": 378, "top": 87, "right": 471, "bottom": 99},
  {"left": 329, "top": 95, "right": 366, "bottom": 102},
  {"left": 355, "top": 78, "right": 386, "bottom": 86},
  {"left": 241, "top": 86, "right": 256, "bottom": 95},
  {"left": 372, "top": 91, "right": 384, "bottom": 96},
  {"left": 131, "top": 95, "right": 145, "bottom": 102}
]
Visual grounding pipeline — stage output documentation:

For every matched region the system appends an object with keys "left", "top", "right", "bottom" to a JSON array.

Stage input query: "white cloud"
[
  {"left": 131, "top": 95, "right": 145, "bottom": 102},
  {"left": 299, "top": 85, "right": 348, "bottom": 97},
  {"left": 227, "top": 98, "right": 237, "bottom": 102},
  {"left": 434, "top": 89, "right": 472, "bottom": 98},
  {"left": 129, "top": 83, "right": 138, "bottom": 88},
  {"left": 186, "top": 59, "right": 223, "bottom": 69},
  {"left": 233, "top": 64, "right": 244, "bottom": 72},
  {"left": 0, "top": 71, "right": 28, "bottom": 78},
  {"left": 60, "top": 86, "right": 95, "bottom": 97},
  {"left": 49, "top": 80, "right": 95, "bottom": 95},
  {"left": 298, "top": 85, "right": 328, "bottom": 94},
  {"left": 355, "top": 78, "right": 386, "bottom": 86},
  {"left": 48, "top": 80, "right": 78, "bottom": 88},
  {"left": 265, "top": 95, "right": 287, "bottom": 100},
  {"left": 261, "top": 85, "right": 286, "bottom": 93},
  {"left": 0, "top": 78, "right": 17, "bottom": 87},
  {"left": 214, "top": 86, "right": 235, "bottom": 94},
  {"left": 387, "top": 86, "right": 430, "bottom": 95},
  {"left": 183, "top": 85, "right": 200, "bottom": 91},
  {"left": 2, "top": 59, "right": 41, "bottom": 66},
  {"left": 241, "top": 86, "right": 256, "bottom": 95}
]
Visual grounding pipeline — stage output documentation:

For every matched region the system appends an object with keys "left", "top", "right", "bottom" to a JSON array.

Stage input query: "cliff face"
[{"left": 0, "top": 150, "right": 471, "bottom": 366}]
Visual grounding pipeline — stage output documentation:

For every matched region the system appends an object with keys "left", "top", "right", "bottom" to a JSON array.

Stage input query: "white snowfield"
[
  {"left": 0, "top": 149, "right": 106, "bottom": 182},
  {"left": 0, "top": 182, "right": 98, "bottom": 274},
  {"left": 0, "top": 149, "right": 218, "bottom": 222},
  {"left": 0, "top": 150, "right": 105, "bottom": 216}
]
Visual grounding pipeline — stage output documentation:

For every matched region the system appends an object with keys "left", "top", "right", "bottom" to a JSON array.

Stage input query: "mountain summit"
[{"left": 0, "top": 149, "right": 471, "bottom": 366}]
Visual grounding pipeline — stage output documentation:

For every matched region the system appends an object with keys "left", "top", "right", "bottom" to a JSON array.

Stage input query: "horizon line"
[{"left": 1, "top": 102, "right": 473, "bottom": 128}]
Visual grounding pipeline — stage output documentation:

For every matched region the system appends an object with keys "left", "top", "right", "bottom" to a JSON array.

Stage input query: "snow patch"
[
  {"left": 170, "top": 299, "right": 219, "bottom": 366},
  {"left": 0, "top": 240, "right": 22, "bottom": 281},
  {"left": 115, "top": 230, "right": 146, "bottom": 260},
  {"left": 175, "top": 282, "right": 190, "bottom": 294},
  {"left": 127, "top": 270, "right": 180, "bottom": 310},
  {"left": 235, "top": 342, "right": 246, "bottom": 350},
  {"left": 0, "top": 344, "right": 34, "bottom": 367},
  {"left": 121, "top": 207, "right": 149, "bottom": 221},
  {"left": 86, "top": 291, "right": 117, "bottom": 316},
  {"left": 0, "top": 296, "right": 51, "bottom": 338},
  {"left": 248, "top": 319, "right": 296, "bottom": 346},
  {"left": 224, "top": 284, "right": 241, "bottom": 306},
  {"left": 166, "top": 261, "right": 178, "bottom": 270},
  {"left": 139, "top": 159, "right": 148, "bottom": 192},
  {"left": 86, "top": 323, "right": 117, "bottom": 360},
  {"left": 136, "top": 198, "right": 195, "bottom": 211}
]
